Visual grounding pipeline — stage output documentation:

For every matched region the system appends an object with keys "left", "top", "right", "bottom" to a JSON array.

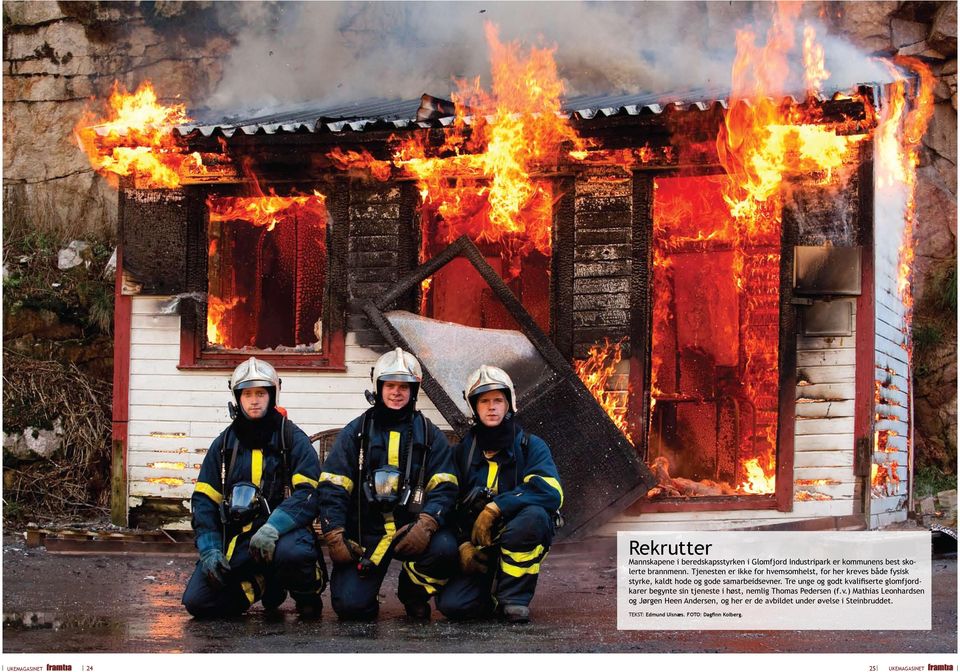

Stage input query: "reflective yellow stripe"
[
  {"left": 195, "top": 481, "right": 222, "bottom": 505},
  {"left": 500, "top": 555, "right": 547, "bottom": 577},
  {"left": 388, "top": 431, "right": 400, "bottom": 466},
  {"left": 486, "top": 461, "right": 499, "bottom": 493},
  {"left": 425, "top": 472, "right": 458, "bottom": 492},
  {"left": 402, "top": 562, "right": 447, "bottom": 595},
  {"left": 369, "top": 512, "right": 395, "bottom": 566},
  {"left": 225, "top": 523, "right": 253, "bottom": 561},
  {"left": 319, "top": 472, "right": 354, "bottom": 494},
  {"left": 292, "top": 473, "right": 318, "bottom": 488},
  {"left": 403, "top": 561, "right": 446, "bottom": 585},
  {"left": 240, "top": 580, "right": 255, "bottom": 606},
  {"left": 523, "top": 474, "right": 564, "bottom": 506},
  {"left": 501, "top": 544, "right": 545, "bottom": 563},
  {"left": 252, "top": 449, "right": 263, "bottom": 487}
]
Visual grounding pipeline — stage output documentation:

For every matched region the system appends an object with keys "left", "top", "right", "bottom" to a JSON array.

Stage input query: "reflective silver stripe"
[
  {"left": 319, "top": 472, "right": 354, "bottom": 494},
  {"left": 425, "top": 472, "right": 458, "bottom": 492}
]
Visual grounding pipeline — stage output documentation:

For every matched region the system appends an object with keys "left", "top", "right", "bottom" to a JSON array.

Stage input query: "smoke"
[{"left": 199, "top": 1, "right": 896, "bottom": 116}]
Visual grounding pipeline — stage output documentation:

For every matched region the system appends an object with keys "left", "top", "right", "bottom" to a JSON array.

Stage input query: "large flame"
[
  {"left": 329, "top": 22, "right": 582, "bottom": 274},
  {"left": 574, "top": 339, "right": 632, "bottom": 443},
  {"left": 874, "top": 57, "right": 936, "bottom": 324},
  {"left": 74, "top": 81, "right": 207, "bottom": 188},
  {"left": 396, "top": 22, "right": 581, "bottom": 261}
]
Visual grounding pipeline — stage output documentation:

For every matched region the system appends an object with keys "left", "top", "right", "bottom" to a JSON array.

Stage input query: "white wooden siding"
[
  {"left": 870, "top": 164, "right": 913, "bottom": 527},
  {"left": 125, "top": 296, "right": 450, "bottom": 522}
]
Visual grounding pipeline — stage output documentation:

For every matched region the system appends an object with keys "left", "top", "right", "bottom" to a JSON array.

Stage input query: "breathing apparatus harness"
[
  {"left": 217, "top": 415, "right": 294, "bottom": 544},
  {"left": 457, "top": 428, "right": 564, "bottom": 538},
  {"left": 354, "top": 407, "right": 432, "bottom": 576}
]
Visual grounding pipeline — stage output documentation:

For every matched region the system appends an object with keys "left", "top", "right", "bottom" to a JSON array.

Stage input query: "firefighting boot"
[
  {"left": 293, "top": 593, "right": 323, "bottom": 620},
  {"left": 501, "top": 604, "right": 530, "bottom": 624},
  {"left": 261, "top": 581, "right": 287, "bottom": 616},
  {"left": 403, "top": 600, "right": 432, "bottom": 621}
]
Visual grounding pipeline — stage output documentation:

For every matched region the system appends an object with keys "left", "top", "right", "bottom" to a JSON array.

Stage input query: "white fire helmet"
[
  {"left": 371, "top": 347, "right": 422, "bottom": 385},
  {"left": 464, "top": 365, "right": 517, "bottom": 414},
  {"left": 230, "top": 357, "right": 281, "bottom": 394}
]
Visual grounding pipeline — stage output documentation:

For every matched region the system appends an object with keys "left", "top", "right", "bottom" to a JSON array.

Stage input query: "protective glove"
[
  {"left": 250, "top": 523, "right": 280, "bottom": 564},
  {"left": 471, "top": 501, "right": 501, "bottom": 547},
  {"left": 200, "top": 548, "right": 231, "bottom": 587},
  {"left": 393, "top": 513, "right": 439, "bottom": 557},
  {"left": 324, "top": 527, "right": 364, "bottom": 565},
  {"left": 458, "top": 541, "right": 490, "bottom": 574}
]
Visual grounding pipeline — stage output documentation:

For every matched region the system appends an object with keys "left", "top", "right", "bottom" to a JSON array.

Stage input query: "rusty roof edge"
[{"left": 175, "top": 85, "right": 878, "bottom": 139}]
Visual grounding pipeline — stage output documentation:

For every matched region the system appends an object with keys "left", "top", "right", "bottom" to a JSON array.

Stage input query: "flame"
[
  {"left": 146, "top": 477, "right": 185, "bottom": 487},
  {"left": 796, "top": 491, "right": 833, "bottom": 501},
  {"left": 208, "top": 189, "right": 327, "bottom": 230},
  {"left": 331, "top": 22, "right": 581, "bottom": 272},
  {"left": 206, "top": 295, "right": 241, "bottom": 347},
  {"left": 328, "top": 148, "right": 392, "bottom": 181},
  {"left": 795, "top": 478, "right": 840, "bottom": 486},
  {"left": 74, "top": 81, "right": 207, "bottom": 188},
  {"left": 574, "top": 339, "right": 632, "bottom": 443},
  {"left": 718, "top": 13, "right": 861, "bottom": 223},
  {"left": 871, "top": 460, "right": 901, "bottom": 498},
  {"left": 419, "top": 277, "right": 433, "bottom": 315},
  {"left": 740, "top": 457, "right": 776, "bottom": 494},
  {"left": 873, "top": 57, "right": 935, "bottom": 345},
  {"left": 801, "top": 24, "right": 830, "bottom": 95},
  {"left": 147, "top": 462, "right": 187, "bottom": 470}
]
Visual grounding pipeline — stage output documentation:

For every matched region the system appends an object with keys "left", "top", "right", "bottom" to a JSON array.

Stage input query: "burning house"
[{"left": 80, "top": 21, "right": 932, "bottom": 535}]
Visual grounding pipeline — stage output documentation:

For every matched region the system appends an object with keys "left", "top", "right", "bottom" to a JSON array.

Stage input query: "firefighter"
[
  {"left": 318, "top": 348, "right": 459, "bottom": 621},
  {"left": 181, "top": 357, "right": 326, "bottom": 619},
  {"left": 436, "top": 365, "right": 563, "bottom": 624}
]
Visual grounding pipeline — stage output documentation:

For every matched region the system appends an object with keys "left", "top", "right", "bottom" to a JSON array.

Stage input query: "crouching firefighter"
[
  {"left": 182, "top": 357, "right": 327, "bottom": 619},
  {"left": 318, "top": 348, "right": 459, "bottom": 621},
  {"left": 436, "top": 365, "right": 563, "bottom": 624}
]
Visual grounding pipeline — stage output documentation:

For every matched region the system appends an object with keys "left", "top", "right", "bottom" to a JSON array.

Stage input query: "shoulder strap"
[
  {"left": 280, "top": 417, "right": 295, "bottom": 496},
  {"left": 463, "top": 433, "right": 476, "bottom": 480},
  {"left": 225, "top": 430, "right": 241, "bottom": 489}
]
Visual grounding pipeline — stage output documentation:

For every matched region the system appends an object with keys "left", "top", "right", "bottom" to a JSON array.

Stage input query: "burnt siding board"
[
  {"left": 552, "top": 177, "right": 576, "bottom": 360},
  {"left": 121, "top": 189, "right": 188, "bottom": 295},
  {"left": 572, "top": 167, "right": 633, "bottom": 359},
  {"left": 784, "top": 169, "right": 861, "bottom": 246},
  {"left": 346, "top": 180, "right": 412, "bottom": 349}
]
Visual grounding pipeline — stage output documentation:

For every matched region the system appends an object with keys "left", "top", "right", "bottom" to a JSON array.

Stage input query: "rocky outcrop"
[{"left": 2, "top": 1, "right": 232, "bottom": 239}]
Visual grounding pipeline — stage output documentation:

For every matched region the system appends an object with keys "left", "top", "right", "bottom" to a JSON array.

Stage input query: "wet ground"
[{"left": 2, "top": 533, "right": 956, "bottom": 654}]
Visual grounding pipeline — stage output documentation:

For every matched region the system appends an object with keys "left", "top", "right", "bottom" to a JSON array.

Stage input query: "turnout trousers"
[
  {"left": 182, "top": 526, "right": 325, "bottom": 618},
  {"left": 329, "top": 528, "right": 458, "bottom": 621},
  {"left": 437, "top": 505, "right": 553, "bottom": 619}
]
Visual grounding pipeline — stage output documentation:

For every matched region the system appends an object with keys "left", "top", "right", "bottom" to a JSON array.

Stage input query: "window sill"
[{"left": 177, "top": 354, "right": 347, "bottom": 373}]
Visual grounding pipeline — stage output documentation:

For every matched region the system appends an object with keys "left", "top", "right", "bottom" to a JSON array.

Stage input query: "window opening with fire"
[
  {"left": 204, "top": 191, "right": 328, "bottom": 352},
  {"left": 417, "top": 180, "right": 553, "bottom": 334},
  {"left": 647, "top": 174, "right": 781, "bottom": 498}
]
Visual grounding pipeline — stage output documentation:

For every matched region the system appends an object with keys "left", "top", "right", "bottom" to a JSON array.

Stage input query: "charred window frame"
[{"left": 178, "top": 183, "right": 347, "bottom": 371}]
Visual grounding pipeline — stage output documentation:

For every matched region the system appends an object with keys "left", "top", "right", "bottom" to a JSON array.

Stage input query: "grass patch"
[{"left": 913, "top": 464, "right": 958, "bottom": 499}]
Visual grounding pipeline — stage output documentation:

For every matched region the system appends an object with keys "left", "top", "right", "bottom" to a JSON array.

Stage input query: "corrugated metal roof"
[{"left": 176, "top": 86, "right": 872, "bottom": 139}]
